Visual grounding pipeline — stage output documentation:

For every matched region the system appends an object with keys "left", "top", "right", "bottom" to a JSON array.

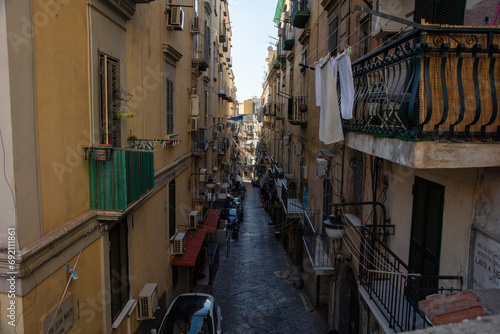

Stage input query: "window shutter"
[
  {"left": 409, "top": 177, "right": 444, "bottom": 276},
  {"left": 414, "top": 0, "right": 466, "bottom": 25}
]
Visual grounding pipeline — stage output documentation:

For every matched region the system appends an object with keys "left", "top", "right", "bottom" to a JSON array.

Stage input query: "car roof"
[{"left": 167, "top": 293, "right": 214, "bottom": 317}]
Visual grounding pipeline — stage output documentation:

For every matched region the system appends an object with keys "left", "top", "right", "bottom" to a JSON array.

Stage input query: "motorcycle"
[{"left": 229, "top": 221, "right": 239, "bottom": 239}]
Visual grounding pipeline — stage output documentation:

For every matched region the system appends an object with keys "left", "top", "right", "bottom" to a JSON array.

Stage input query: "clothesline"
[{"left": 299, "top": 23, "right": 411, "bottom": 72}]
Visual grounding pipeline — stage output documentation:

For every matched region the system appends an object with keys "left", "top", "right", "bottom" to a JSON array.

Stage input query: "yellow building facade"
[
  {"left": 0, "top": 0, "right": 236, "bottom": 333},
  {"left": 262, "top": 0, "right": 500, "bottom": 332}
]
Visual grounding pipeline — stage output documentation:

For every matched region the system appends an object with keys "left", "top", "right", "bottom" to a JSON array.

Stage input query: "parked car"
[{"left": 153, "top": 293, "right": 223, "bottom": 334}]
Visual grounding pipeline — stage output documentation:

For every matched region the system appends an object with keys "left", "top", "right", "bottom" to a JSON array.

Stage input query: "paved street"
[{"left": 212, "top": 182, "right": 328, "bottom": 334}]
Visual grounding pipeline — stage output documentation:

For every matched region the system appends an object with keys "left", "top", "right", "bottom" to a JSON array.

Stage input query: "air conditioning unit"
[
  {"left": 316, "top": 158, "right": 328, "bottom": 178},
  {"left": 190, "top": 117, "right": 199, "bottom": 132},
  {"left": 372, "top": 0, "right": 412, "bottom": 37},
  {"left": 137, "top": 283, "right": 158, "bottom": 320},
  {"left": 172, "top": 232, "right": 186, "bottom": 255},
  {"left": 199, "top": 168, "right": 207, "bottom": 182},
  {"left": 283, "top": 136, "right": 290, "bottom": 146},
  {"left": 189, "top": 211, "right": 199, "bottom": 229},
  {"left": 167, "top": 6, "right": 184, "bottom": 30},
  {"left": 191, "top": 16, "right": 201, "bottom": 33},
  {"left": 301, "top": 165, "right": 308, "bottom": 180},
  {"left": 190, "top": 94, "right": 200, "bottom": 116}
]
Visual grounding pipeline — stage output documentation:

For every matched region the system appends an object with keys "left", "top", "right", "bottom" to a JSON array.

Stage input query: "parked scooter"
[{"left": 229, "top": 221, "right": 239, "bottom": 239}]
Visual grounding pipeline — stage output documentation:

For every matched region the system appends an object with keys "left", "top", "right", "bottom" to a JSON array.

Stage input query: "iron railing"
[
  {"left": 192, "top": 34, "right": 210, "bottom": 71},
  {"left": 276, "top": 178, "right": 302, "bottom": 215},
  {"left": 88, "top": 148, "right": 154, "bottom": 210},
  {"left": 207, "top": 238, "right": 220, "bottom": 285},
  {"left": 218, "top": 137, "right": 229, "bottom": 155},
  {"left": 347, "top": 27, "right": 500, "bottom": 141},
  {"left": 288, "top": 96, "right": 308, "bottom": 125},
  {"left": 358, "top": 226, "right": 463, "bottom": 332},
  {"left": 191, "top": 129, "right": 208, "bottom": 153},
  {"left": 302, "top": 210, "right": 335, "bottom": 271}
]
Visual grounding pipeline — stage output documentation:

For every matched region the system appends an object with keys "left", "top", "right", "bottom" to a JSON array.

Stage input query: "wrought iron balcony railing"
[
  {"left": 288, "top": 96, "right": 308, "bottom": 125},
  {"left": 346, "top": 27, "right": 500, "bottom": 141},
  {"left": 302, "top": 210, "right": 335, "bottom": 274},
  {"left": 291, "top": 0, "right": 310, "bottom": 29},
  {"left": 87, "top": 147, "right": 154, "bottom": 211},
  {"left": 357, "top": 226, "right": 463, "bottom": 332},
  {"left": 191, "top": 129, "right": 208, "bottom": 153},
  {"left": 192, "top": 34, "right": 210, "bottom": 72},
  {"left": 218, "top": 137, "right": 229, "bottom": 156}
]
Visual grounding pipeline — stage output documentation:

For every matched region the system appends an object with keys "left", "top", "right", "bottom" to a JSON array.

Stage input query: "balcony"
[
  {"left": 291, "top": 0, "right": 310, "bottom": 29},
  {"left": 282, "top": 24, "right": 294, "bottom": 51},
  {"left": 276, "top": 177, "right": 302, "bottom": 218},
  {"left": 192, "top": 34, "right": 210, "bottom": 72},
  {"left": 356, "top": 225, "right": 463, "bottom": 332},
  {"left": 87, "top": 147, "right": 154, "bottom": 211},
  {"left": 288, "top": 96, "right": 308, "bottom": 126},
  {"left": 191, "top": 129, "right": 209, "bottom": 155},
  {"left": 346, "top": 27, "right": 500, "bottom": 141},
  {"left": 302, "top": 210, "right": 335, "bottom": 275},
  {"left": 218, "top": 137, "right": 229, "bottom": 156}
]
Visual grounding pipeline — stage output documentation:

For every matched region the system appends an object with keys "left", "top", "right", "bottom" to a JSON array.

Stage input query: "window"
[
  {"left": 301, "top": 48, "right": 307, "bottom": 93},
  {"left": 169, "top": 179, "right": 176, "bottom": 239},
  {"left": 99, "top": 53, "right": 121, "bottom": 147},
  {"left": 165, "top": 79, "right": 174, "bottom": 135},
  {"left": 109, "top": 220, "right": 129, "bottom": 321},
  {"left": 328, "top": 17, "right": 338, "bottom": 55}
]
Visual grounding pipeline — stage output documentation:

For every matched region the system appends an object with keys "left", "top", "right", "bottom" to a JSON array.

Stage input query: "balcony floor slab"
[{"left": 345, "top": 132, "right": 500, "bottom": 169}]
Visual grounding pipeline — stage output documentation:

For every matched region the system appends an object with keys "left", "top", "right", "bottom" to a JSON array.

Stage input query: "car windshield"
[{"left": 161, "top": 296, "right": 213, "bottom": 334}]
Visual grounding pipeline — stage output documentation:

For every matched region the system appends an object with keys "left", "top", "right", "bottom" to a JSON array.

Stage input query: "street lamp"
[{"left": 323, "top": 213, "right": 347, "bottom": 239}]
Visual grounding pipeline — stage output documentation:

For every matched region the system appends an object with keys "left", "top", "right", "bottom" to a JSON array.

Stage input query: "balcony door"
[{"left": 409, "top": 177, "right": 445, "bottom": 295}]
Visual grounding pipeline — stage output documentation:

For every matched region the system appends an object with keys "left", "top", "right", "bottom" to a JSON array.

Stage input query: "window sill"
[{"left": 112, "top": 299, "right": 136, "bottom": 329}]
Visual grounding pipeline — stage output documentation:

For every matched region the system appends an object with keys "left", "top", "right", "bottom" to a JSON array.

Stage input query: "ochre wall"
[{"left": 32, "top": 0, "right": 90, "bottom": 235}]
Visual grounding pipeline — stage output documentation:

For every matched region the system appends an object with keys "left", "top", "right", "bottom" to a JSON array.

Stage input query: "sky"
[{"left": 228, "top": 0, "right": 278, "bottom": 102}]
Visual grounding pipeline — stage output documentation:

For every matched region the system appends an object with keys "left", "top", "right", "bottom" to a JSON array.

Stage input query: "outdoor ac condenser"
[{"left": 137, "top": 283, "right": 158, "bottom": 320}]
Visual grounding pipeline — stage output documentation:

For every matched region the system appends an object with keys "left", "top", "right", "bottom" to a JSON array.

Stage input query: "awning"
[
  {"left": 171, "top": 210, "right": 221, "bottom": 266},
  {"left": 273, "top": 0, "right": 284, "bottom": 24},
  {"left": 227, "top": 115, "right": 244, "bottom": 121}
]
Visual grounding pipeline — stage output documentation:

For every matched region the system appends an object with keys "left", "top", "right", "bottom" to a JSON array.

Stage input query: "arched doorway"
[{"left": 338, "top": 266, "right": 359, "bottom": 334}]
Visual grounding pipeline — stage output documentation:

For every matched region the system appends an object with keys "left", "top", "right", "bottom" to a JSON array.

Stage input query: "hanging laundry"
[
  {"left": 315, "top": 60, "right": 323, "bottom": 107},
  {"left": 336, "top": 49, "right": 354, "bottom": 120},
  {"left": 319, "top": 55, "right": 344, "bottom": 145}
]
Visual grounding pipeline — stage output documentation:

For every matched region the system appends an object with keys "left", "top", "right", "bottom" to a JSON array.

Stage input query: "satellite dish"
[{"left": 267, "top": 46, "right": 273, "bottom": 51}]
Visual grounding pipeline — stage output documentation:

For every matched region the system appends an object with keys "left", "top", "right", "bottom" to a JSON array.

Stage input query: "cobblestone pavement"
[{"left": 212, "top": 182, "right": 328, "bottom": 334}]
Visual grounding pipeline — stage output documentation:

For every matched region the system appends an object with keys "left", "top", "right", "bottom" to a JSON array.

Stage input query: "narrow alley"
[{"left": 212, "top": 182, "right": 328, "bottom": 334}]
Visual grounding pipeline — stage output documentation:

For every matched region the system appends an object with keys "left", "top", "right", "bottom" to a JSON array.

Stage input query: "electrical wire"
[
  {"left": 303, "top": 12, "right": 352, "bottom": 64},
  {"left": 47, "top": 233, "right": 90, "bottom": 334}
]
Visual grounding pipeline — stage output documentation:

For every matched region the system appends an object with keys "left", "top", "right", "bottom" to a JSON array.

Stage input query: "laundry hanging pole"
[{"left": 353, "top": 5, "right": 421, "bottom": 29}]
